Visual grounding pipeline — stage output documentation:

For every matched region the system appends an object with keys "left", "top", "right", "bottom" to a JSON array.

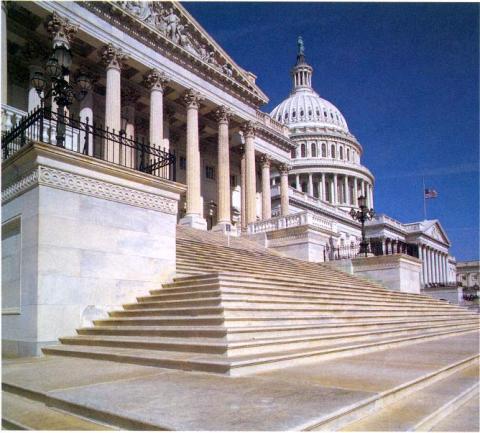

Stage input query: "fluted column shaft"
[
  {"left": 184, "top": 90, "right": 202, "bottom": 217},
  {"left": 353, "top": 178, "right": 358, "bottom": 206},
  {"left": 280, "top": 164, "right": 289, "bottom": 216},
  {"left": 333, "top": 174, "right": 338, "bottom": 204},
  {"left": 296, "top": 174, "right": 301, "bottom": 191},
  {"left": 260, "top": 155, "right": 272, "bottom": 220},
  {"left": 215, "top": 106, "right": 231, "bottom": 226},
  {"left": 321, "top": 173, "right": 326, "bottom": 201},
  {"left": 144, "top": 69, "right": 169, "bottom": 152},
  {"left": 79, "top": 92, "right": 94, "bottom": 156},
  {"left": 240, "top": 149, "right": 246, "bottom": 230},
  {"left": 343, "top": 176, "right": 349, "bottom": 204},
  {"left": 308, "top": 173, "right": 313, "bottom": 196},
  {"left": 243, "top": 122, "right": 257, "bottom": 224}
]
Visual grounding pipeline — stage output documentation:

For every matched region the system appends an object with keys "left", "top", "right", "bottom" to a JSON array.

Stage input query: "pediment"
[
  {"left": 425, "top": 222, "right": 449, "bottom": 244},
  {"left": 107, "top": 1, "right": 268, "bottom": 104}
]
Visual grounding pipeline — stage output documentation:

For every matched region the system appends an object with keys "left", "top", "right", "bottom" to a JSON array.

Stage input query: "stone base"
[
  {"left": 179, "top": 214, "right": 208, "bottom": 230},
  {"left": 352, "top": 254, "right": 422, "bottom": 293}
]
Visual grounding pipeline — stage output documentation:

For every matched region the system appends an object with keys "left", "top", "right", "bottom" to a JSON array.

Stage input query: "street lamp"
[
  {"left": 350, "top": 195, "right": 375, "bottom": 257},
  {"left": 31, "top": 42, "right": 92, "bottom": 147}
]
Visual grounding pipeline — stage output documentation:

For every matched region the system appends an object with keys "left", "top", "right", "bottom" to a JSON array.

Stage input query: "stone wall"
[{"left": 2, "top": 142, "right": 185, "bottom": 357}]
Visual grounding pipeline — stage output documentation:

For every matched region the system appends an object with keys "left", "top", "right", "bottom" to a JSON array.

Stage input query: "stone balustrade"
[
  {"left": 247, "top": 210, "right": 336, "bottom": 235},
  {"left": 256, "top": 110, "right": 290, "bottom": 137},
  {"left": 2, "top": 104, "right": 26, "bottom": 131}
]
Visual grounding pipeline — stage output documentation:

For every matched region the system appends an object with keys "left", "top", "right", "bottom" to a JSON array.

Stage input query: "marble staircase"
[{"left": 43, "top": 226, "right": 479, "bottom": 376}]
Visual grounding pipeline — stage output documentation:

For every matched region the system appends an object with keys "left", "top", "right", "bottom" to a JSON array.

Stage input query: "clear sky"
[{"left": 183, "top": 2, "right": 479, "bottom": 261}]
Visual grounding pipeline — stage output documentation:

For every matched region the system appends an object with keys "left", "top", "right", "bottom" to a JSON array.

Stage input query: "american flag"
[{"left": 424, "top": 188, "right": 438, "bottom": 199}]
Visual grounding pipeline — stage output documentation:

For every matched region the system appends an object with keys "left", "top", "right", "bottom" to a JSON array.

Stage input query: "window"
[
  {"left": 292, "top": 110, "right": 296, "bottom": 118},
  {"left": 291, "top": 148, "right": 297, "bottom": 158},
  {"left": 316, "top": 109, "right": 320, "bottom": 116},
  {"left": 331, "top": 145, "right": 336, "bottom": 158},
  {"left": 340, "top": 147, "right": 344, "bottom": 160},
  {"left": 205, "top": 165, "right": 215, "bottom": 180},
  {"left": 284, "top": 112, "right": 288, "bottom": 120},
  {"left": 330, "top": 112, "right": 334, "bottom": 119},
  {"left": 179, "top": 156, "right": 186, "bottom": 170},
  {"left": 311, "top": 143, "right": 317, "bottom": 157},
  {"left": 347, "top": 149, "right": 350, "bottom": 161},
  {"left": 308, "top": 110, "right": 312, "bottom": 116},
  {"left": 324, "top": 111, "right": 327, "bottom": 117},
  {"left": 301, "top": 143, "right": 306, "bottom": 158},
  {"left": 322, "top": 143, "right": 326, "bottom": 157},
  {"left": 300, "top": 110, "right": 304, "bottom": 117}
]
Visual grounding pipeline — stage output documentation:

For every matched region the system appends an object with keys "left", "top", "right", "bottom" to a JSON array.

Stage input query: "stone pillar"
[
  {"left": 353, "top": 178, "right": 358, "bottom": 206},
  {"left": 242, "top": 121, "right": 257, "bottom": 224},
  {"left": 1, "top": 2, "right": 7, "bottom": 105},
  {"left": 79, "top": 91, "right": 94, "bottom": 156},
  {"left": 240, "top": 148, "right": 246, "bottom": 231},
  {"left": 444, "top": 254, "right": 449, "bottom": 285},
  {"left": 369, "top": 184, "right": 374, "bottom": 209},
  {"left": 179, "top": 89, "right": 207, "bottom": 230},
  {"left": 279, "top": 163, "right": 290, "bottom": 216},
  {"left": 343, "top": 176, "right": 349, "bottom": 204},
  {"left": 296, "top": 174, "right": 301, "bottom": 191},
  {"left": 428, "top": 248, "right": 433, "bottom": 284},
  {"left": 418, "top": 245, "right": 424, "bottom": 286},
  {"left": 101, "top": 44, "right": 127, "bottom": 164},
  {"left": 214, "top": 106, "right": 232, "bottom": 230},
  {"left": 120, "top": 87, "right": 140, "bottom": 168},
  {"left": 144, "top": 69, "right": 169, "bottom": 151},
  {"left": 333, "top": 174, "right": 338, "bottom": 204},
  {"left": 260, "top": 154, "right": 272, "bottom": 220},
  {"left": 308, "top": 173, "right": 313, "bottom": 196},
  {"left": 321, "top": 173, "right": 326, "bottom": 201}
]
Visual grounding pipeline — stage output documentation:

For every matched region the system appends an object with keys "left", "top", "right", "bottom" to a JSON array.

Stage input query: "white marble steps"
[
  {"left": 341, "top": 362, "right": 479, "bottom": 431},
  {"left": 43, "top": 328, "right": 477, "bottom": 376}
]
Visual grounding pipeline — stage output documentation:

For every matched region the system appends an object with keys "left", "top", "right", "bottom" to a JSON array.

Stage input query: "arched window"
[
  {"left": 291, "top": 148, "right": 297, "bottom": 158},
  {"left": 311, "top": 143, "right": 317, "bottom": 157},
  {"left": 300, "top": 110, "right": 304, "bottom": 117},
  {"left": 347, "top": 149, "right": 350, "bottom": 161},
  {"left": 322, "top": 143, "right": 326, "bottom": 157},
  {"left": 277, "top": 115, "right": 281, "bottom": 122},
  {"left": 301, "top": 143, "right": 306, "bottom": 158},
  {"left": 284, "top": 112, "right": 288, "bottom": 120},
  {"left": 316, "top": 109, "right": 320, "bottom": 116},
  {"left": 340, "top": 147, "right": 344, "bottom": 160},
  {"left": 331, "top": 145, "right": 336, "bottom": 158},
  {"left": 292, "top": 110, "right": 296, "bottom": 118}
]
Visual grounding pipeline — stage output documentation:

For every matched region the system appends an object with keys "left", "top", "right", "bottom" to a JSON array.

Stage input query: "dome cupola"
[{"left": 291, "top": 36, "right": 313, "bottom": 91}]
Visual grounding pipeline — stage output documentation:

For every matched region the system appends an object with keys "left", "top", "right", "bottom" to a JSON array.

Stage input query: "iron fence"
[
  {"left": 1, "top": 106, "right": 176, "bottom": 181},
  {"left": 324, "top": 239, "right": 419, "bottom": 261}
]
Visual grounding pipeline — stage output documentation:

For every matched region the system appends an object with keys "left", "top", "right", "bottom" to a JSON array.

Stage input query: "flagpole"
[{"left": 422, "top": 176, "right": 427, "bottom": 220}]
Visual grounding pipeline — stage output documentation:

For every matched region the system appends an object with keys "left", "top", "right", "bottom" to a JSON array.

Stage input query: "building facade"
[{"left": 457, "top": 261, "right": 480, "bottom": 289}]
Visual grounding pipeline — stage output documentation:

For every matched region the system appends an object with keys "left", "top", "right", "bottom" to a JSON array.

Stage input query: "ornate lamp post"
[
  {"left": 350, "top": 195, "right": 375, "bottom": 257},
  {"left": 30, "top": 42, "right": 91, "bottom": 147}
]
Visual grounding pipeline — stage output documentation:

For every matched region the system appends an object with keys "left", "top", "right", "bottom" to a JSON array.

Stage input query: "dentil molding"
[{"left": 2, "top": 166, "right": 178, "bottom": 215}]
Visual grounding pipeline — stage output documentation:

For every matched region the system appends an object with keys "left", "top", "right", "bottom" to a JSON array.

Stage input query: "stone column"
[
  {"left": 260, "top": 154, "right": 272, "bottom": 220},
  {"left": 144, "top": 68, "right": 169, "bottom": 152},
  {"left": 353, "top": 178, "right": 358, "bottom": 206},
  {"left": 1, "top": 2, "right": 7, "bottom": 105},
  {"left": 213, "top": 106, "right": 232, "bottom": 230},
  {"left": 101, "top": 44, "right": 127, "bottom": 164},
  {"left": 444, "top": 254, "right": 449, "bottom": 285},
  {"left": 369, "top": 184, "right": 375, "bottom": 209},
  {"left": 321, "top": 173, "right": 326, "bottom": 201},
  {"left": 343, "top": 176, "right": 349, "bottom": 204},
  {"left": 333, "top": 174, "right": 338, "bottom": 204},
  {"left": 296, "top": 174, "right": 301, "bottom": 191},
  {"left": 120, "top": 87, "right": 139, "bottom": 167},
  {"left": 428, "top": 248, "right": 433, "bottom": 284},
  {"left": 308, "top": 173, "right": 313, "bottom": 196},
  {"left": 179, "top": 89, "right": 207, "bottom": 230},
  {"left": 79, "top": 90, "right": 94, "bottom": 156},
  {"left": 279, "top": 163, "right": 290, "bottom": 216},
  {"left": 418, "top": 245, "right": 424, "bottom": 286},
  {"left": 242, "top": 121, "right": 257, "bottom": 224},
  {"left": 240, "top": 147, "right": 246, "bottom": 231}
]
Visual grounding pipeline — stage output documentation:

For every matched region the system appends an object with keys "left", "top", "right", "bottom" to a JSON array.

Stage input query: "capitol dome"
[{"left": 270, "top": 41, "right": 349, "bottom": 133}]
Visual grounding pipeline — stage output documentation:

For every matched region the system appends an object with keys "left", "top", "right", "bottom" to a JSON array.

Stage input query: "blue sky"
[{"left": 183, "top": 2, "right": 479, "bottom": 261}]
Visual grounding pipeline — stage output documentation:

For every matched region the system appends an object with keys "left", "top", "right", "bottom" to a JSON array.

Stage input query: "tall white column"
[
  {"left": 279, "top": 164, "right": 290, "bottom": 216},
  {"left": 321, "top": 173, "right": 326, "bottom": 201},
  {"left": 343, "top": 176, "right": 349, "bottom": 204},
  {"left": 101, "top": 44, "right": 127, "bottom": 164},
  {"left": 242, "top": 121, "right": 257, "bottom": 224},
  {"left": 260, "top": 154, "right": 272, "bottom": 220},
  {"left": 308, "top": 173, "right": 313, "bottom": 196},
  {"left": 296, "top": 174, "right": 301, "bottom": 191},
  {"left": 333, "top": 174, "right": 338, "bottom": 204},
  {"left": 418, "top": 245, "right": 424, "bottom": 286},
  {"left": 1, "top": 2, "right": 7, "bottom": 105},
  {"left": 144, "top": 69, "right": 169, "bottom": 152},
  {"left": 353, "top": 177, "right": 358, "bottom": 206},
  {"left": 214, "top": 106, "right": 232, "bottom": 229},
  {"left": 240, "top": 148, "right": 246, "bottom": 231},
  {"left": 426, "top": 248, "right": 431, "bottom": 284},
  {"left": 179, "top": 89, "right": 207, "bottom": 230}
]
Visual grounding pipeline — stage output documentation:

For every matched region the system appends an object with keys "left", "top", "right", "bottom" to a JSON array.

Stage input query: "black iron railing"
[
  {"left": 324, "top": 239, "right": 419, "bottom": 261},
  {"left": 1, "top": 106, "right": 176, "bottom": 181}
]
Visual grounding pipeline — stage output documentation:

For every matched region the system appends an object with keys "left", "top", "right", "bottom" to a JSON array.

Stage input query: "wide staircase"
[{"left": 43, "top": 226, "right": 479, "bottom": 376}]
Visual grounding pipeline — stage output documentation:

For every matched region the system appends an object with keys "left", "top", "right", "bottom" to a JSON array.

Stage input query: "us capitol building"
[{"left": 2, "top": 1, "right": 458, "bottom": 354}]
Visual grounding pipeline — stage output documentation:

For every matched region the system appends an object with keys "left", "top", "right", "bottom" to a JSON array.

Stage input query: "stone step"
[
  {"left": 62, "top": 324, "right": 478, "bottom": 357},
  {"left": 94, "top": 316, "right": 224, "bottom": 327},
  {"left": 341, "top": 362, "right": 479, "bottom": 431},
  {"left": 77, "top": 318, "right": 480, "bottom": 340},
  {"left": 1, "top": 391, "right": 116, "bottom": 430}
]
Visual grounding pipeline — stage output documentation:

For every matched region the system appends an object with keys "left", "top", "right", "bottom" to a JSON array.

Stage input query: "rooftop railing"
[{"left": 1, "top": 106, "right": 176, "bottom": 181}]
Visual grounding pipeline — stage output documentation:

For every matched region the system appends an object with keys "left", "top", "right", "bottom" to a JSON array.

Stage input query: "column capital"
[
  {"left": 214, "top": 105, "right": 232, "bottom": 124},
  {"left": 45, "top": 11, "right": 78, "bottom": 44},
  {"left": 183, "top": 88, "right": 203, "bottom": 109},
  {"left": 100, "top": 43, "right": 128, "bottom": 71},
  {"left": 241, "top": 121, "right": 256, "bottom": 138},
  {"left": 143, "top": 68, "right": 169, "bottom": 92},
  {"left": 260, "top": 154, "right": 272, "bottom": 169},
  {"left": 278, "top": 163, "right": 290, "bottom": 175}
]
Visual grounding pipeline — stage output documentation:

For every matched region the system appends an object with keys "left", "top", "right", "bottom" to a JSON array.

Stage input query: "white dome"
[{"left": 270, "top": 88, "right": 349, "bottom": 133}]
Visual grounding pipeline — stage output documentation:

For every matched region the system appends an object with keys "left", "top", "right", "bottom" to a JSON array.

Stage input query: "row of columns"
[
  {"left": 419, "top": 245, "right": 449, "bottom": 286},
  {"left": 292, "top": 172, "right": 373, "bottom": 208}
]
